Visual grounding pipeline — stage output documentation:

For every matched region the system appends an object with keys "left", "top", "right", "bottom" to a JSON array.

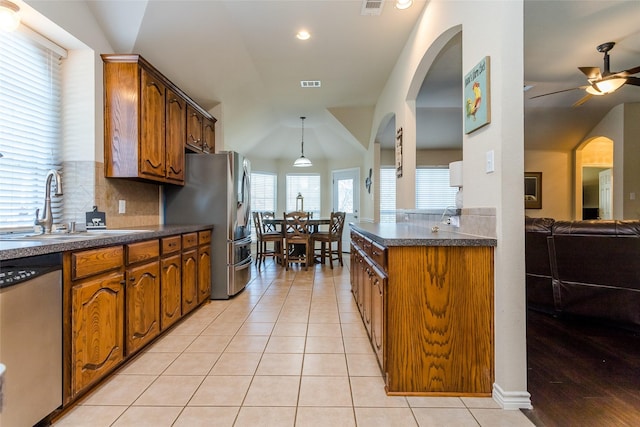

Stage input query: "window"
[
  {"left": 416, "top": 167, "right": 458, "bottom": 210},
  {"left": 250, "top": 172, "right": 277, "bottom": 213},
  {"left": 286, "top": 174, "right": 320, "bottom": 218},
  {"left": 0, "top": 28, "right": 66, "bottom": 230},
  {"left": 379, "top": 167, "right": 396, "bottom": 223}
]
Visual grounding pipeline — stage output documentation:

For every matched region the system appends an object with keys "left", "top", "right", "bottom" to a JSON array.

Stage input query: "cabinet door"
[
  {"left": 356, "top": 253, "right": 365, "bottom": 314},
  {"left": 186, "top": 104, "right": 203, "bottom": 152},
  {"left": 202, "top": 117, "right": 215, "bottom": 153},
  {"left": 139, "top": 68, "right": 166, "bottom": 179},
  {"left": 126, "top": 261, "right": 160, "bottom": 355},
  {"left": 197, "top": 245, "right": 211, "bottom": 303},
  {"left": 161, "top": 254, "right": 182, "bottom": 330},
  {"left": 371, "top": 265, "right": 387, "bottom": 371},
  {"left": 182, "top": 248, "right": 198, "bottom": 314},
  {"left": 363, "top": 263, "right": 372, "bottom": 336},
  {"left": 165, "top": 89, "right": 186, "bottom": 184},
  {"left": 71, "top": 272, "right": 125, "bottom": 396}
]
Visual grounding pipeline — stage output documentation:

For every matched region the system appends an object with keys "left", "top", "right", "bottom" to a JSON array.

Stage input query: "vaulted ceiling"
[{"left": 47, "top": 1, "right": 640, "bottom": 159}]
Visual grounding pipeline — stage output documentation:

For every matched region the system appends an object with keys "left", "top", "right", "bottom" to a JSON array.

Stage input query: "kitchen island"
[{"left": 350, "top": 222, "right": 496, "bottom": 396}]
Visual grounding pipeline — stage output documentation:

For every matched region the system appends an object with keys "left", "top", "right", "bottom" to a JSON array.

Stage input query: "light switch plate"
[
  {"left": 486, "top": 150, "right": 495, "bottom": 173},
  {"left": 118, "top": 200, "right": 126, "bottom": 214}
]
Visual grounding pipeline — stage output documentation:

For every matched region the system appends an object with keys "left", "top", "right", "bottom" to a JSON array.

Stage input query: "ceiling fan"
[{"left": 530, "top": 41, "right": 640, "bottom": 107}]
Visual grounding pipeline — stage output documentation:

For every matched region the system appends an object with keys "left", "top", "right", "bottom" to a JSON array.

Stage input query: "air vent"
[
  {"left": 300, "top": 81, "right": 321, "bottom": 88},
  {"left": 361, "top": 0, "right": 384, "bottom": 16}
]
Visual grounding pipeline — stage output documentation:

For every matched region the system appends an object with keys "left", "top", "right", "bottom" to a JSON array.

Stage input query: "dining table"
[{"left": 261, "top": 217, "right": 331, "bottom": 265}]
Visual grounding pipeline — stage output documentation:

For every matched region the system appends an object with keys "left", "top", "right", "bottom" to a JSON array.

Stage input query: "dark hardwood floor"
[{"left": 522, "top": 309, "right": 640, "bottom": 427}]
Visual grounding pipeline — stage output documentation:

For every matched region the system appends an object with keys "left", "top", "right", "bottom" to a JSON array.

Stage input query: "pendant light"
[
  {"left": 0, "top": 0, "right": 21, "bottom": 32},
  {"left": 293, "top": 116, "right": 312, "bottom": 167}
]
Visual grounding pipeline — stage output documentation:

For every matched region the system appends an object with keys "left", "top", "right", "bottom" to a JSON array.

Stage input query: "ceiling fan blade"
[
  {"left": 625, "top": 76, "right": 640, "bottom": 86},
  {"left": 579, "top": 66, "right": 602, "bottom": 80},
  {"left": 572, "top": 93, "right": 593, "bottom": 108},
  {"left": 529, "top": 86, "right": 586, "bottom": 99},
  {"left": 614, "top": 65, "right": 640, "bottom": 77}
]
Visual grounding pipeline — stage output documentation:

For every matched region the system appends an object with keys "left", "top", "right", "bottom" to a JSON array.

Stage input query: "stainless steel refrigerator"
[{"left": 164, "top": 151, "right": 252, "bottom": 299}]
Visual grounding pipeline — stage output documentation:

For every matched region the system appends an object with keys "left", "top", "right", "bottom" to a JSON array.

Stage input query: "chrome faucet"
[{"left": 35, "top": 169, "right": 63, "bottom": 234}]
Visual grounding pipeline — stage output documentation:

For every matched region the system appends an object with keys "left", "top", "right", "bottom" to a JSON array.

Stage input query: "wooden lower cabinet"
[
  {"left": 197, "top": 245, "right": 211, "bottom": 303},
  {"left": 182, "top": 248, "right": 198, "bottom": 315},
  {"left": 160, "top": 253, "right": 182, "bottom": 330},
  {"left": 350, "top": 230, "right": 494, "bottom": 396},
  {"left": 70, "top": 271, "right": 125, "bottom": 397},
  {"left": 64, "top": 229, "right": 212, "bottom": 404},
  {"left": 125, "top": 260, "right": 160, "bottom": 355}
]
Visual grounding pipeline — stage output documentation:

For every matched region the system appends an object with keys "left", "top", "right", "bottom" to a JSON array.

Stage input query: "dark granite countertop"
[
  {"left": 0, "top": 224, "right": 213, "bottom": 261},
  {"left": 350, "top": 222, "right": 496, "bottom": 247}
]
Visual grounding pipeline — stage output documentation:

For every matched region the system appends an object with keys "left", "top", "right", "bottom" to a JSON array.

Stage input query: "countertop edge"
[
  {"left": 0, "top": 224, "right": 213, "bottom": 261},
  {"left": 350, "top": 222, "right": 497, "bottom": 247}
]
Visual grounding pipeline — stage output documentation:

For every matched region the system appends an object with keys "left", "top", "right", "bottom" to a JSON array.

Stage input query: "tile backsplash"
[
  {"left": 396, "top": 207, "right": 496, "bottom": 238},
  {"left": 63, "top": 161, "right": 160, "bottom": 229}
]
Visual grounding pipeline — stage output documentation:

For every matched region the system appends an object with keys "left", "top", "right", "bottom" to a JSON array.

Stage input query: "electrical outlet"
[{"left": 118, "top": 200, "right": 126, "bottom": 214}]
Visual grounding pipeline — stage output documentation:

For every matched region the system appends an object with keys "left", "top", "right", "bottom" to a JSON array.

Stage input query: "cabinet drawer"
[
  {"left": 162, "top": 235, "right": 181, "bottom": 255},
  {"left": 71, "top": 246, "right": 124, "bottom": 280},
  {"left": 182, "top": 232, "right": 198, "bottom": 249},
  {"left": 351, "top": 231, "right": 365, "bottom": 250},
  {"left": 126, "top": 240, "right": 160, "bottom": 265},
  {"left": 198, "top": 230, "right": 211, "bottom": 245},
  {"left": 368, "top": 241, "right": 387, "bottom": 271}
]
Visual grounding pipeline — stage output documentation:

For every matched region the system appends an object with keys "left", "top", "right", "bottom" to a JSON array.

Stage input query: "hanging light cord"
[{"left": 300, "top": 116, "right": 306, "bottom": 156}]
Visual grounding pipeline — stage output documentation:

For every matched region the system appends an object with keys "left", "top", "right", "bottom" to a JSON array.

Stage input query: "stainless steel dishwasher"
[{"left": 0, "top": 253, "right": 62, "bottom": 427}]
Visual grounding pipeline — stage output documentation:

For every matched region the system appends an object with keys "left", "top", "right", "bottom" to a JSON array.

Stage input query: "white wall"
[
  {"left": 524, "top": 150, "right": 572, "bottom": 220},
  {"left": 371, "top": 0, "right": 529, "bottom": 408}
]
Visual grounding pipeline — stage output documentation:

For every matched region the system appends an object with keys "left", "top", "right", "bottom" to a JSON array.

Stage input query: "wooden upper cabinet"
[
  {"left": 139, "top": 68, "right": 166, "bottom": 179},
  {"left": 102, "top": 54, "right": 216, "bottom": 185},
  {"left": 165, "top": 89, "right": 186, "bottom": 184},
  {"left": 202, "top": 117, "right": 215, "bottom": 154},
  {"left": 186, "top": 104, "right": 203, "bottom": 152}
]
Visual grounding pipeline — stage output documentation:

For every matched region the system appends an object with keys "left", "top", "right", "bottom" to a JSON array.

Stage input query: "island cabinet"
[
  {"left": 350, "top": 228, "right": 494, "bottom": 397},
  {"left": 124, "top": 240, "right": 161, "bottom": 356},
  {"left": 65, "top": 246, "right": 125, "bottom": 400},
  {"left": 102, "top": 54, "right": 216, "bottom": 185}
]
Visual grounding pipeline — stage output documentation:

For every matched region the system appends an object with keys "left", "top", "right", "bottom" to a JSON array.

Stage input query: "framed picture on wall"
[
  {"left": 395, "top": 127, "right": 403, "bottom": 178},
  {"left": 525, "top": 172, "right": 542, "bottom": 209},
  {"left": 464, "top": 56, "right": 491, "bottom": 134}
]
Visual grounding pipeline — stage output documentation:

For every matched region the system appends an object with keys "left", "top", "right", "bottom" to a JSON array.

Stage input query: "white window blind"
[
  {"left": 286, "top": 174, "right": 320, "bottom": 218},
  {"left": 250, "top": 172, "right": 277, "bottom": 213},
  {"left": 0, "top": 28, "right": 65, "bottom": 230},
  {"left": 379, "top": 167, "right": 396, "bottom": 223},
  {"left": 416, "top": 167, "right": 458, "bottom": 210}
]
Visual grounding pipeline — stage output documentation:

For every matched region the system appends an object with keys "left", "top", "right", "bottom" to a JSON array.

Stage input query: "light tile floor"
[{"left": 54, "top": 259, "right": 535, "bottom": 427}]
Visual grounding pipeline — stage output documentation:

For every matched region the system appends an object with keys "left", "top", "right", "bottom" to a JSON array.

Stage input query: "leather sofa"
[{"left": 525, "top": 217, "right": 640, "bottom": 329}]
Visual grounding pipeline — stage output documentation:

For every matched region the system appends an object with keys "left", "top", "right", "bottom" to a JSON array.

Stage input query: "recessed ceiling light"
[
  {"left": 296, "top": 30, "right": 310, "bottom": 41},
  {"left": 395, "top": 0, "right": 413, "bottom": 10}
]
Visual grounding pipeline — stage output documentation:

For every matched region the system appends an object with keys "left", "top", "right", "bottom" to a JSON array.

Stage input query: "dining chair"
[
  {"left": 253, "top": 211, "right": 283, "bottom": 268},
  {"left": 261, "top": 211, "right": 278, "bottom": 233},
  {"left": 282, "top": 211, "right": 311, "bottom": 270},
  {"left": 311, "top": 211, "right": 346, "bottom": 268}
]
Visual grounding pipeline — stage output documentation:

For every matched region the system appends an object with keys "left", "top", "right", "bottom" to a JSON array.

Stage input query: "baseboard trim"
[{"left": 493, "top": 383, "right": 532, "bottom": 409}]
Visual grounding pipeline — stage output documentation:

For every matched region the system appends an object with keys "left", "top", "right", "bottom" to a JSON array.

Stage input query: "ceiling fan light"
[
  {"left": 0, "top": 0, "right": 21, "bottom": 32},
  {"left": 586, "top": 77, "right": 626, "bottom": 95}
]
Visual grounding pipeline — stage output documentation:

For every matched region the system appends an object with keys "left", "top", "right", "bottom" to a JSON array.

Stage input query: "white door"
[
  {"left": 332, "top": 168, "right": 360, "bottom": 252},
  {"left": 599, "top": 168, "right": 613, "bottom": 219}
]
